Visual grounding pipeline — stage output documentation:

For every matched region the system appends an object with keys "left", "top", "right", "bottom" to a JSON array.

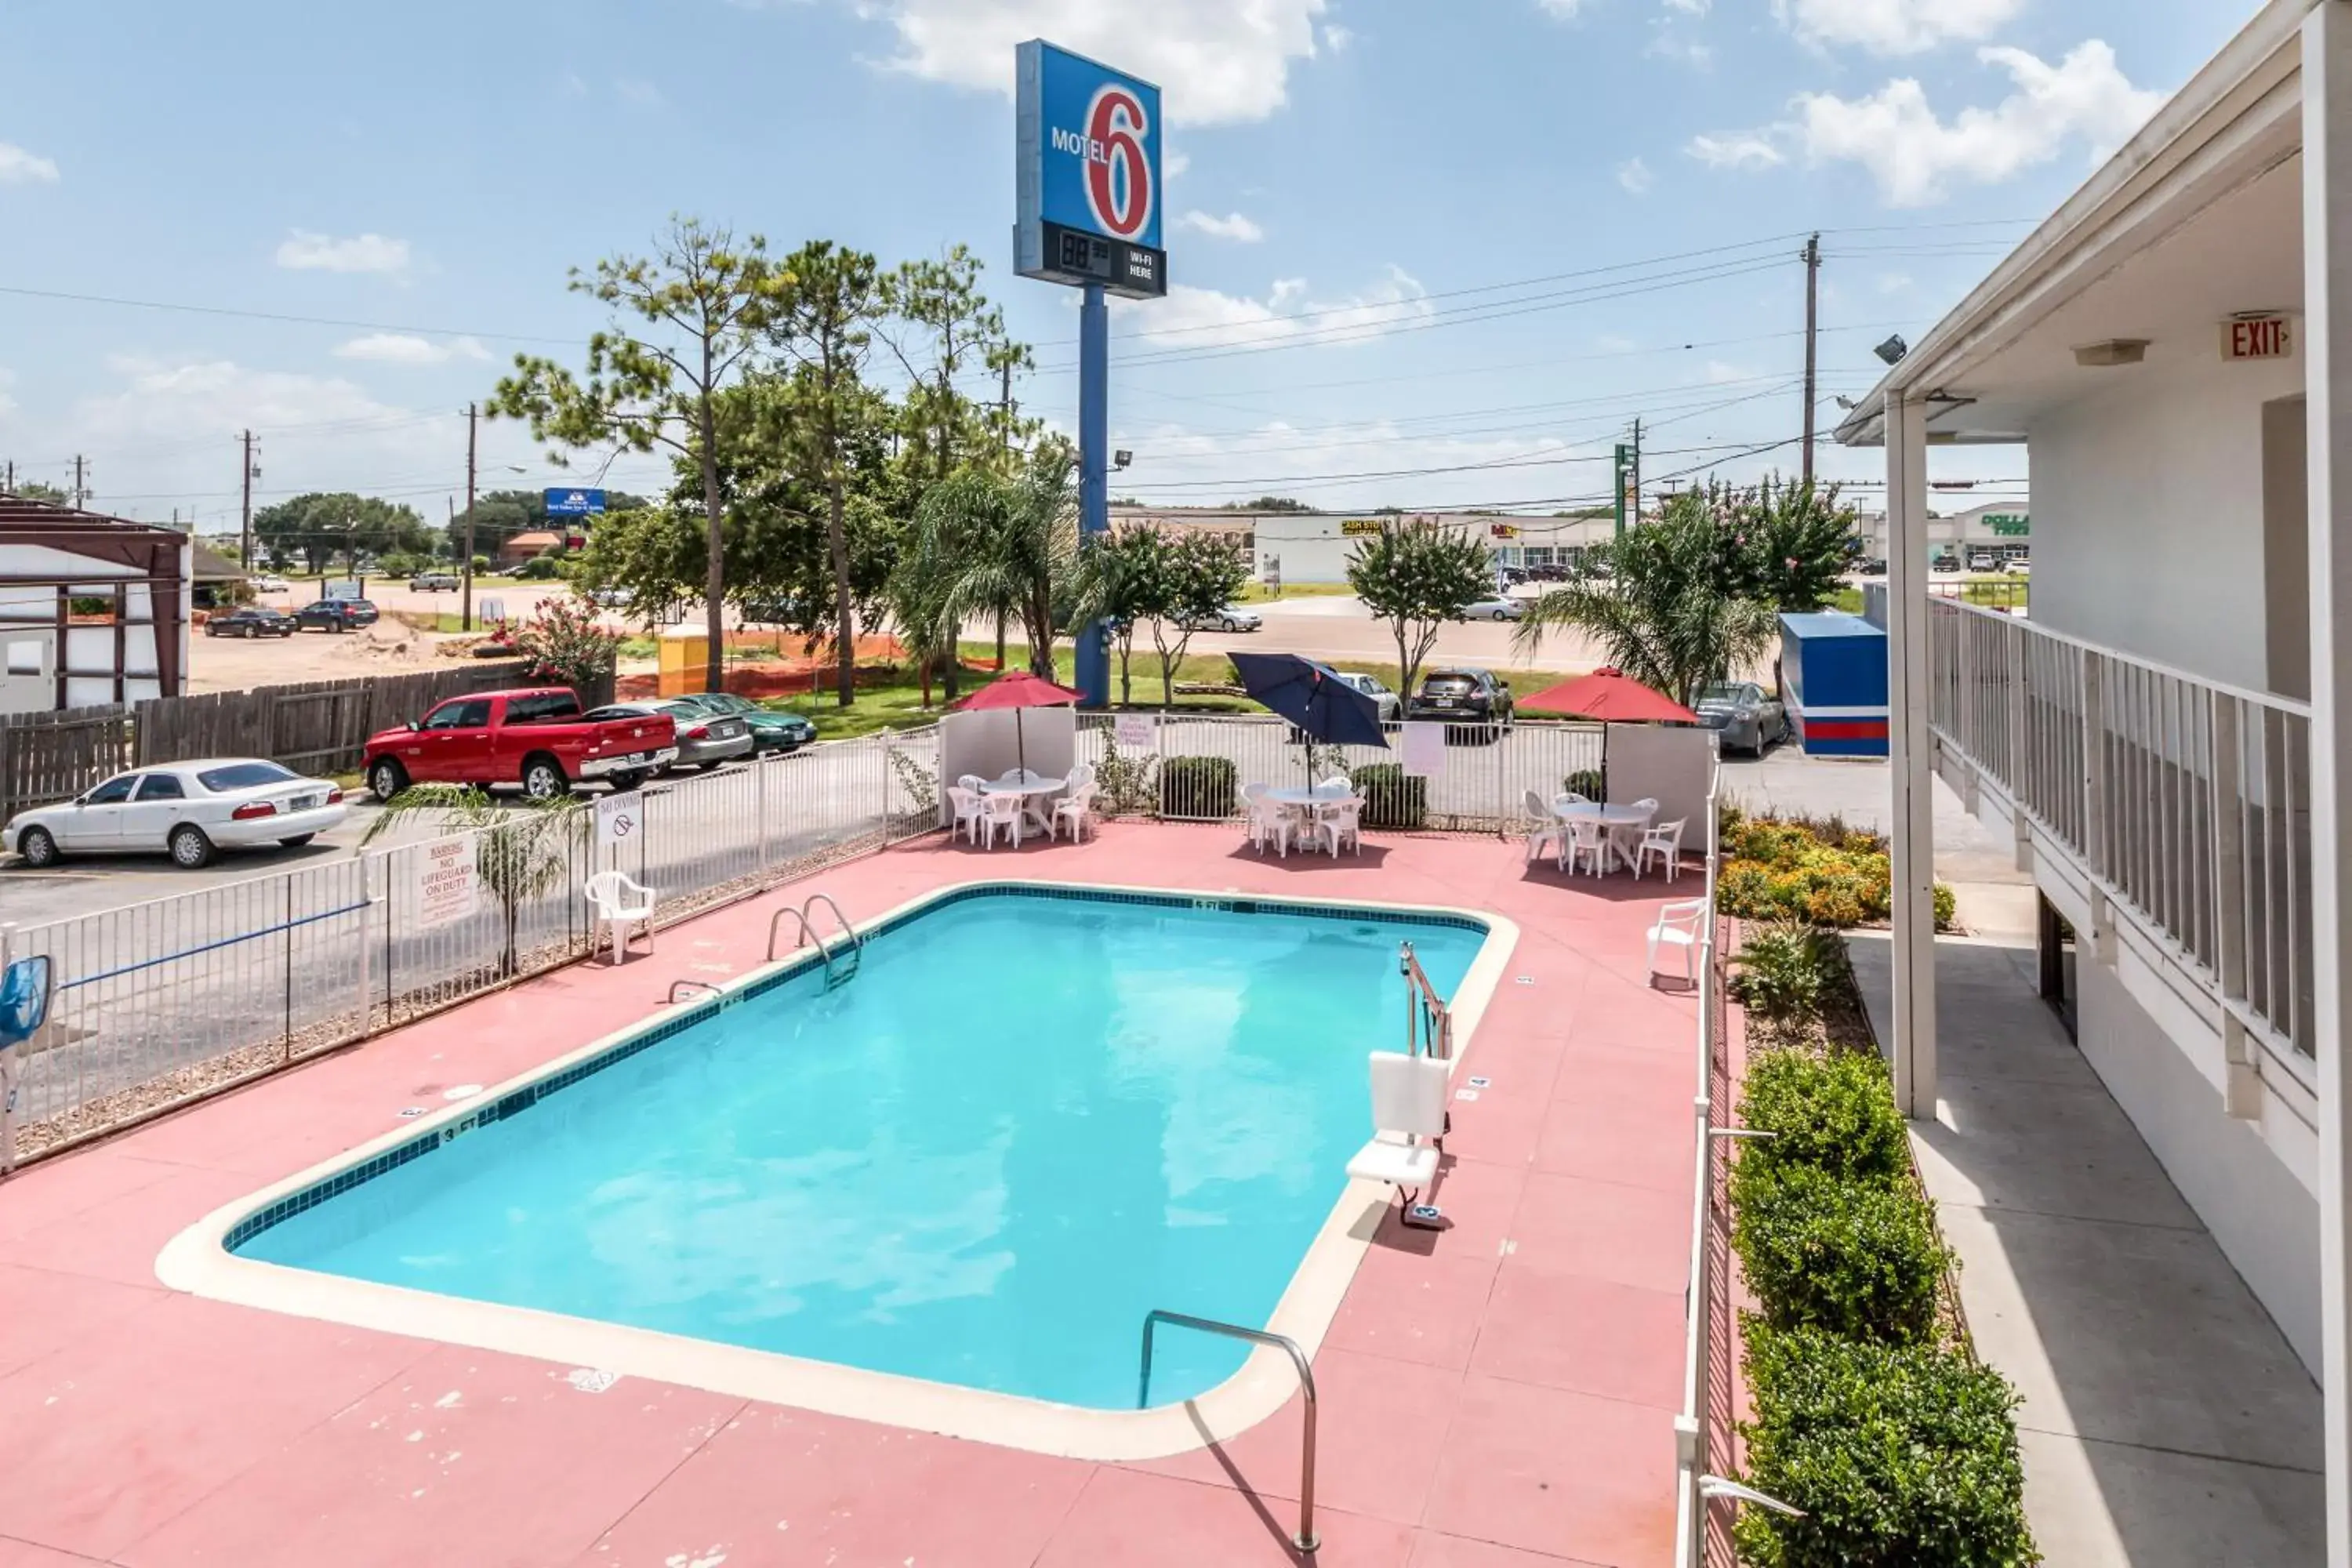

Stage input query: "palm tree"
[
  {"left": 363, "top": 786, "right": 588, "bottom": 976},
  {"left": 1515, "top": 490, "right": 1777, "bottom": 706},
  {"left": 904, "top": 445, "right": 1076, "bottom": 682}
]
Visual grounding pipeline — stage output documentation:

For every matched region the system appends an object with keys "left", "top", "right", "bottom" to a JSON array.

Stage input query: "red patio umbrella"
[
  {"left": 949, "top": 670, "right": 1083, "bottom": 776},
  {"left": 1515, "top": 667, "right": 1697, "bottom": 793}
]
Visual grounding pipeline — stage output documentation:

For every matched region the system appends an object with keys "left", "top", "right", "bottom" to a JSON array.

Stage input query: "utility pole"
[
  {"left": 1000, "top": 360, "right": 1014, "bottom": 456},
  {"left": 1802, "top": 233, "right": 1821, "bottom": 487},
  {"left": 1631, "top": 418, "right": 1643, "bottom": 521},
  {"left": 461, "top": 402, "right": 478, "bottom": 632},
  {"left": 239, "top": 430, "right": 257, "bottom": 568},
  {"left": 71, "top": 455, "right": 88, "bottom": 509}
]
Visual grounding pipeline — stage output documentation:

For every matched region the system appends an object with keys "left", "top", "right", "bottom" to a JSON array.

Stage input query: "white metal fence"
[
  {"left": 1672, "top": 761, "right": 1726, "bottom": 1567},
  {"left": 3, "top": 728, "right": 939, "bottom": 1160},
  {"left": 0, "top": 712, "right": 1624, "bottom": 1164},
  {"left": 1928, "top": 599, "right": 2313, "bottom": 1060}
]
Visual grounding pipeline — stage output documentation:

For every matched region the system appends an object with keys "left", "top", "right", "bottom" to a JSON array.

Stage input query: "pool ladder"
[
  {"left": 767, "top": 892, "right": 862, "bottom": 990},
  {"left": 1138, "top": 1310, "right": 1318, "bottom": 1553}
]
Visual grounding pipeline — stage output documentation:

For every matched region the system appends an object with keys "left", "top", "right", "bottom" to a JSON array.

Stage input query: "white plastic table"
[
  {"left": 1267, "top": 783, "right": 1359, "bottom": 855},
  {"left": 1553, "top": 800, "right": 1655, "bottom": 873},
  {"left": 981, "top": 773, "right": 1068, "bottom": 839}
]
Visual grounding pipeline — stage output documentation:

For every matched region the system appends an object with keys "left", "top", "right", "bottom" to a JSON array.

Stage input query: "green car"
[{"left": 669, "top": 692, "right": 818, "bottom": 753}]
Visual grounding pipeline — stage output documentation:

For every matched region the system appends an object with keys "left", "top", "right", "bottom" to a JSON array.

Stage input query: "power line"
[{"left": 0, "top": 284, "right": 578, "bottom": 345}]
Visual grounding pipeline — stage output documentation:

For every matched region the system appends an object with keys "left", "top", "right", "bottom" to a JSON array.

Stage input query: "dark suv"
[
  {"left": 1408, "top": 667, "right": 1515, "bottom": 735},
  {"left": 294, "top": 598, "right": 379, "bottom": 633},
  {"left": 204, "top": 606, "right": 296, "bottom": 639}
]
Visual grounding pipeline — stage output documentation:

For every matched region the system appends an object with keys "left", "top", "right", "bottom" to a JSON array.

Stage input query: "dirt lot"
[{"left": 188, "top": 616, "right": 484, "bottom": 693}]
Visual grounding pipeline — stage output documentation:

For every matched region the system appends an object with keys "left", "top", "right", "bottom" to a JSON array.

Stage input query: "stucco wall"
[{"left": 2029, "top": 351, "right": 2303, "bottom": 693}]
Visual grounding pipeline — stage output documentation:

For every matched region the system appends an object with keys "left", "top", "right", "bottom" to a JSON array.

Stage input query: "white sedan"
[
  {"left": 1460, "top": 596, "right": 1526, "bottom": 622},
  {"left": 3, "top": 758, "right": 349, "bottom": 870}
]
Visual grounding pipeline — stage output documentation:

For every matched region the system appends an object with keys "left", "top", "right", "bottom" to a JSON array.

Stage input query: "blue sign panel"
[
  {"left": 545, "top": 488, "right": 607, "bottom": 517},
  {"left": 1015, "top": 40, "right": 1167, "bottom": 299}
]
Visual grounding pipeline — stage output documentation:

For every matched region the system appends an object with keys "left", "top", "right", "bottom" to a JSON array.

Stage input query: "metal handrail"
[
  {"left": 1399, "top": 940, "right": 1453, "bottom": 1061},
  {"left": 666, "top": 979, "right": 721, "bottom": 1004},
  {"left": 801, "top": 893, "right": 859, "bottom": 952},
  {"left": 1138, "top": 1309, "right": 1319, "bottom": 1554},
  {"left": 766, "top": 906, "right": 826, "bottom": 964}
]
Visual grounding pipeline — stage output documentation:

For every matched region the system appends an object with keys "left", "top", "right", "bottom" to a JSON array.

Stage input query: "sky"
[{"left": 0, "top": 0, "right": 2259, "bottom": 532}]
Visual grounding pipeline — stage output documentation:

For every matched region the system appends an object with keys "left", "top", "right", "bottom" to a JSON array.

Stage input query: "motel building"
[{"left": 1831, "top": 2, "right": 2352, "bottom": 1555}]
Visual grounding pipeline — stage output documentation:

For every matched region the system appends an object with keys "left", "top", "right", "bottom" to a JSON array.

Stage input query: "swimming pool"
[{"left": 183, "top": 883, "right": 1508, "bottom": 1439}]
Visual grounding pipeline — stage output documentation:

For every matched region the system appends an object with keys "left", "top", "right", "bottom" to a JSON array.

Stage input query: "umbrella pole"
[{"left": 1018, "top": 710, "right": 1028, "bottom": 778}]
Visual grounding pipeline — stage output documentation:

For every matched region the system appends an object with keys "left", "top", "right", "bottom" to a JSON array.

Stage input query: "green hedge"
[
  {"left": 1730, "top": 922, "right": 1846, "bottom": 1024},
  {"left": 1351, "top": 763, "right": 1426, "bottom": 829},
  {"left": 1733, "top": 1161, "right": 1950, "bottom": 1345},
  {"left": 1735, "top": 1048, "right": 1911, "bottom": 1187},
  {"left": 1735, "top": 1323, "right": 2036, "bottom": 1567},
  {"left": 1160, "top": 754, "right": 1238, "bottom": 818}
]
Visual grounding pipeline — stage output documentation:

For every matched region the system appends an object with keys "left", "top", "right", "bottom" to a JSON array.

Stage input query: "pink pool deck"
[{"left": 0, "top": 823, "right": 1706, "bottom": 1568}]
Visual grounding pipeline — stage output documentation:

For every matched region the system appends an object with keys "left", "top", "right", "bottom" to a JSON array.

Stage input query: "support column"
[
  {"left": 1885, "top": 389, "right": 1937, "bottom": 1120},
  {"left": 2301, "top": 7, "right": 2352, "bottom": 1559}
]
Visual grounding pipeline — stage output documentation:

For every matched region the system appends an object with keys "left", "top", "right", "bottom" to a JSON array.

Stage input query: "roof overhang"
[{"left": 1837, "top": 0, "right": 2314, "bottom": 448}]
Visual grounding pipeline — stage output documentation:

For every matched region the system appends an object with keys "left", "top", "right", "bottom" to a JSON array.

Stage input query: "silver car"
[
  {"left": 1177, "top": 605, "right": 1263, "bottom": 633},
  {"left": 1331, "top": 671, "right": 1400, "bottom": 721},
  {"left": 1696, "top": 681, "right": 1788, "bottom": 756},
  {"left": 1460, "top": 596, "right": 1525, "bottom": 622},
  {"left": 586, "top": 701, "right": 755, "bottom": 771}
]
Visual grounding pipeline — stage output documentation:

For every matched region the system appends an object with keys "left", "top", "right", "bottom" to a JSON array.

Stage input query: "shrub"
[
  {"left": 1094, "top": 746, "right": 1160, "bottom": 817},
  {"left": 1352, "top": 763, "right": 1427, "bottom": 829},
  {"left": 1734, "top": 1323, "right": 2036, "bottom": 1567},
  {"left": 1730, "top": 922, "right": 1844, "bottom": 1023},
  {"left": 1563, "top": 768, "right": 1605, "bottom": 801},
  {"left": 515, "top": 554, "right": 564, "bottom": 581},
  {"left": 1160, "top": 754, "right": 1238, "bottom": 818},
  {"left": 1806, "top": 884, "right": 1867, "bottom": 927},
  {"left": 1737, "top": 1047, "right": 1910, "bottom": 1187},
  {"left": 1733, "top": 1162, "right": 1950, "bottom": 1345},
  {"left": 1716, "top": 812, "right": 1892, "bottom": 929},
  {"left": 1934, "top": 882, "right": 1958, "bottom": 931}
]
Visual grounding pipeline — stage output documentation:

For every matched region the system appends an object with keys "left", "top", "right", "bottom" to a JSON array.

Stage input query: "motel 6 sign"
[{"left": 1014, "top": 40, "right": 1168, "bottom": 299}]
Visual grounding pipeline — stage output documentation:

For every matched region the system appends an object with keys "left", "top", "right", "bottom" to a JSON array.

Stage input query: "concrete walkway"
[{"left": 1846, "top": 934, "right": 2324, "bottom": 1566}]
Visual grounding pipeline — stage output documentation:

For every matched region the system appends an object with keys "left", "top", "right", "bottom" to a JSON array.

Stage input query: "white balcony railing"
[{"left": 1928, "top": 600, "right": 2314, "bottom": 1062}]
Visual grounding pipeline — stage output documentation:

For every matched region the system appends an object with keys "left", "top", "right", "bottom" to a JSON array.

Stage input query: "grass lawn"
[
  {"left": 758, "top": 638, "right": 1597, "bottom": 742},
  {"left": 1238, "top": 581, "right": 1353, "bottom": 603}
]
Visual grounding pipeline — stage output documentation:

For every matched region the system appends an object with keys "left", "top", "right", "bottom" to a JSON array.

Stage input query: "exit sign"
[{"left": 2223, "top": 315, "right": 2295, "bottom": 361}]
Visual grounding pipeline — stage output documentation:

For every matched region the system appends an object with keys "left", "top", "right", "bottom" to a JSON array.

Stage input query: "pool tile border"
[{"left": 160, "top": 877, "right": 1519, "bottom": 1464}]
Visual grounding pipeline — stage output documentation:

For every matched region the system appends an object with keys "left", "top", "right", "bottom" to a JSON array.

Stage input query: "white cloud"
[
  {"left": 1648, "top": 27, "right": 1713, "bottom": 68},
  {"left": 1323, "top": 23, "right": 1352, "bottom": 50},
  {"left": 0, "top": 143, "right": 60, "bottom": 185},
  {"left": 332, "top": 333, "right": 492, "bottom": 365},
  {"left": 1165, "top": 151, "right": 1192, "bottom": 178},
  {"left": 1795, "top": 41, "right": 2163, "bottom": 205},
  {"left": 1774, "top": 0, "right": 2024, "bottom": 56},
  {"left": 1120, "top": 414, "right": 1590, "bottom": 510},
  {"left": 1537, "top": 0, "right": 1585, "bottom": 16},
  {"left": 1878, "top": 270, "right": 1913, "bottom": 292},
  {"left": 615, "top": 77, "right": 665, "bottom": 107},
  {"left": 1687, "top": 132, "right": 1784, "bottom": 169},
  {"left": 855, "top": 0, "right": 1327, "bottom": 125},
  {"left": 1663, "top": 0, "right": 1710, "bottom": 13},
  {"left": 1110, "top": 267, "right": 1434, "bottom": 350},
  {"left": 1617, "top": 157, "right": 1654, "bottom": 194},
  {"left": 1178, "top": 209, "right": 1265, "bottom": 243},
  {"left": 274, "top": 230, "right": 411, "bottom": 274}
]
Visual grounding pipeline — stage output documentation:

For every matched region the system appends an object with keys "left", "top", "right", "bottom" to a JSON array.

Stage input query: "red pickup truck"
[{"left": 362, "top": 687, "right": 678, "bottom": 802}]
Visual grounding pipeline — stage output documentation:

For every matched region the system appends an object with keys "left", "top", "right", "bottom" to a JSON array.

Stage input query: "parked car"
[
  {"left": 583, "top": 699, "right": 755, "bottom": 771},
  {"left": 1695, "top": 681, "right": 1788, "bottom": 757},
  {"left": 1330, "top": 671, "right": 1400, "bottom": 722},
  {"left": 1407, "top": 667, "right": 1515, "bottom": 732},
  {"left": 4, "top": 758, "right": 347, "bottom": 870},
  {"left": 362, "top": 687, "right": 678, "bottom": 801},
  {"left": 410, "top": 572, "right": 461, "bottom": 593},
  {"left": 204, "top": 606, "right": 296, "bottom": 639},
  {"left": 1931, "top": 555, "right": 1964, "bottom": 574},
  {"left": 252, "top": 575, "right": 292, "bottom": 595},
  {"left": 667, "top": 691, "right": 818, "bottom": 753},
  {"left": 2001, "top": 557, "right": 2031, "bottom": 576},
  {"left": 1176, "top": 605, "right": 1263, "bottom": 633},
  {"left": 1966, "top": 553, "right": 1999, "bottom": 573},
  {"left": 295, "top": 597, "right": 379, "bottom": 633},
  {"left": 1459, "top": 596, "right": 1524, "bottom": 622}
]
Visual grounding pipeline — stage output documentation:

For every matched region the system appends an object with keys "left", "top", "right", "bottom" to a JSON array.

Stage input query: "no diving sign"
[{"left": 596, "top": 790, "right": 644, "bottom": 850}]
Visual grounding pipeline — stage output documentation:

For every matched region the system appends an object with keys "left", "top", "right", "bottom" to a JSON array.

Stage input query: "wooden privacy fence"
[{"left": 0, "top": 662, "right": 618, "bottom": 817}]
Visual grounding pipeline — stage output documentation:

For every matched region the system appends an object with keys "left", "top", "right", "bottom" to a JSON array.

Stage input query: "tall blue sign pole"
[
  {"left": 1014, "top": 39, "right": 1168, "bottom": 708},
  {"left": 1076, "top": 284, "right": 1111, "bottom": 699}
]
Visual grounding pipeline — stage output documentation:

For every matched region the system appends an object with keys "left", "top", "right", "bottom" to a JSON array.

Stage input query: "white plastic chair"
[
  {"left": 982, "top": 790, "right": 1027, "bottom": 848},
  {"left": 1566, "top": 816, "right": 1610, "bottom": 878},
  {"left": 1054, "top": 782, "right": 1099, "bottom": 843},
  {"left": 1638, "top": 817, "right": 1687, "bottom": 881},
  {"left": 1345, "top": 1051, "right": 1451, "bottom": 1212},
  {"left": 1523, "top": 789, "right": 1566, "bottom": 866},
  {"left": 956, "top": 773, "right": 985, "bottom": 795},
  {"left": 1647, "top": 899, "right": 1707, "bottom": 985},
  {"left": 584, "top": 870, "right": 657, "bottom": 966},
  {"left": 1316, "top": 796, "right": 1364, "bottom": 857},
  {"left": 1610, "top": 797, "right": 1661, "bottom": 874},
  {"left": 1557, "top": 790, "right": 1592, "bottom": 807},
  {"left": 1241, "top": 783, "right": 1294, "bottom": 858},
  {"left": 947, "top": 785, "right": 987, "bottom": 846}
]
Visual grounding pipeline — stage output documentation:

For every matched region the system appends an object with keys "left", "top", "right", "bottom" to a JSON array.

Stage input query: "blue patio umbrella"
[{"left": 1229, "top": 652, "right": 1389, "bottom": 779}]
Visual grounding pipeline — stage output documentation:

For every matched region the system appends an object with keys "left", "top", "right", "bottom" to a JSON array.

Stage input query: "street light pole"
[{"left": 462, "top": 402, "right": 478, "bottom": 633}]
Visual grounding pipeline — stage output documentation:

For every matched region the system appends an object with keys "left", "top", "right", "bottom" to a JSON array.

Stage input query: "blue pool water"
[{"left": 237, "top": 887, "right": 1483, "bottom": 1410}]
